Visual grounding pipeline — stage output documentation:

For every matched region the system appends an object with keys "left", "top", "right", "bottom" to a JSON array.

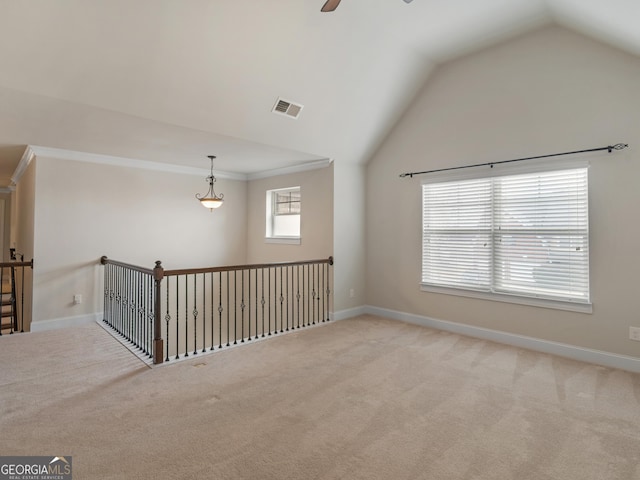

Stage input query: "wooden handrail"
[
  {"left": 164, "top": 256, "right": 334, "bottom": 277},
  {"left": 0, "top": 259, "right": 33, "bottom": 269},
  {"left": 100, "top": 256, "right": 334, "bottom": 277},
  {"left": 100, "top": 256, "right": 154, "bottom": 275}
]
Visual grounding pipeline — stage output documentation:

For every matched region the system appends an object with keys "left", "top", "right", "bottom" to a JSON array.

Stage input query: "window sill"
[
  {"left": 420, "top": 284, "right": 592, "bottom": 314},
  {"left": 265, "top": 237, "right": 301, "bottom": 245}
]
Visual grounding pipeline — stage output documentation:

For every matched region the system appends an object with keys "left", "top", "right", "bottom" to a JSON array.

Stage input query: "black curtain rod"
[{"left": 399, "top": 143, "right": 629, "bottom": 178}]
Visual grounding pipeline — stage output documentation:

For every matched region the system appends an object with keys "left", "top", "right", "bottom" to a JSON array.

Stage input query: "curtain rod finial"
[{"left": 610, "top": 143, "right": 628, "bottom": 152}]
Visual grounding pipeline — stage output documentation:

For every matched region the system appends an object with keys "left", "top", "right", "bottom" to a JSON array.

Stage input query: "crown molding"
[
  {"left": 23, "top": 146, "right": 247, "bottom": 181},
  {"left": 11, "top": 146, "right": 36, "bottom": 186},
  {"left": 11, "top": 146, "right": 332, "bottom": 185},
  {"left": 247, "top": 158, "right": 333, "bottom": 180}
]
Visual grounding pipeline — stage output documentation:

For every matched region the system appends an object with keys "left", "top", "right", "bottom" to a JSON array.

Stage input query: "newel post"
[{"left": 153, "top": 260, "right": 164, "bottom": 365}]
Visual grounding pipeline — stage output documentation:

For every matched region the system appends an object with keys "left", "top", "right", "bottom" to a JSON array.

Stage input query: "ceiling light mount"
[{"left": 196, "top": 155, "right": 224, "bottom": 211}]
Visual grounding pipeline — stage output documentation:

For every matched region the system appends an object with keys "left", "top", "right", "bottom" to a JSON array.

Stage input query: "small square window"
[{"left": 266, "top": 187, "right": 301, "bottom": 243}]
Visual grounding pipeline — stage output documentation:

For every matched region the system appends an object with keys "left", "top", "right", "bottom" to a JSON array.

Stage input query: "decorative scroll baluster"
[
  {"left": 312, "top": 264, "right": 317, "bottom": 325},
  {"left": 247, "top": 269, "right": 251, "bottom": 341},
  {"left": 322, "top": 263, "right": 326, "bottom": 323},
  {"left": 260, "top": 268, "right": 265, "bottom": 338},
  {"left": 202, "top": 273, "right": 207, "bottom": 353},
  {"left": 175, "top": 276, "right": 180, "bottom": 360},
  {"left": 184, "top": 275, "right": 189, "bottom": 357},
  {"left": 193, "top": 274, "right": 198, "bottom": 355},
  {"left": 268, "top": 268, "right": 272, "bottom": 336},
  {"left": 210, "top": 272, "right": 215, "bottom": 351},
  {"left": 233, "top": 270, "right": 238, "bottom": 345},
  {"left": 254, "top": 269, "right": 259, "bottom": 340},
  {"left": 327, "top": 257, "right": 333, "bottom": 321},
  {"left": 296, "top": 265, "right": 301, "bottom": 329},
  {"left": 165, "top": 277, "right": 171, "bottom": 362},
  {"left": 218, "top": 272, "right": 223, "bottom": 349},
  {"left": 316, "top": 263, "right": 320, "bottom": 325},
  {"left": 241, "top": 270, "right": 246, "bottom": 343},
  {"left": 308, "top": 264, "right": 312, "bottom": 326},
  {"left": 279, "top": 267, "right": 284, "bottom": 333},
  {"left": 285, "top": 267, "right": 290, "bottom": 332}
]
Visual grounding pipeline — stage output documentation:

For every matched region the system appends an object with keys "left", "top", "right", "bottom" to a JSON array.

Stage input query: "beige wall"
[
  {"left": 31, "top": 156, "right": 247, "bottom": 326},
  {"left": 333, "top": 161, "right": 366, "bottom": 313},
  {"left": 13, "top": 157, "right": 36, "bottom": 329},
  {"left": 366, "top": 26, "right": 640, "bottom": 357},
  {"left": 246, "top": 165, "right": 333, "bottom": 264}
]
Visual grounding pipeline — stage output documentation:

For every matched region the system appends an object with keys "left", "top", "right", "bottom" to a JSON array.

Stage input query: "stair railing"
[
  {"left": 101, "top": 256, "right": 333, "bottom": 364},
  {"left": 0, "top": 256, "right": 34, "bottom": 335}
]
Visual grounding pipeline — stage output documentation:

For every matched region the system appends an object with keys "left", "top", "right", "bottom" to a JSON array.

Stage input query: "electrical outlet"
[
  {"left": 630, "top": 326, "right": 640, "bottom": 342},
  {"left": 73, "top": 294, "right": 82, "bottom": 305},
  {"left": 349, "top": 289, "right": 355, "bottom": 298}
]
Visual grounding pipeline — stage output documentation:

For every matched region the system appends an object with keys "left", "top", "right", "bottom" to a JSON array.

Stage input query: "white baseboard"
[
  {"left": 30, "top": 313, "right": 102, "bottom": 332},
  {"left": 365, "top": 305, "right": 640, "bottom": 373},
  {"left": 331, "top": 306, "right": 367, "bottom": 322}
]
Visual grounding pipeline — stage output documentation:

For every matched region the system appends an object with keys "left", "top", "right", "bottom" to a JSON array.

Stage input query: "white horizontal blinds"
[
  {"left": 274, "top": 189, "right": 301, "bottom": 215},
  {"left": 422, "top": 178, "right": 492, "bottom": 290},
  {"left": 493, "top": 168, "right": 589, "bottom": 302}
]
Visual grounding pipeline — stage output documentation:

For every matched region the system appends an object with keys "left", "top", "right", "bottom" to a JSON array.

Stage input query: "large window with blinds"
[{"left": 421, "top": 167, "right": 589, "bottom": 308}]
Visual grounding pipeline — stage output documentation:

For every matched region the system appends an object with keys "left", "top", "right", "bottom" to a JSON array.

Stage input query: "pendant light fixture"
[{"left": 196, "top": 155, "right": 224, "bottom": 211}]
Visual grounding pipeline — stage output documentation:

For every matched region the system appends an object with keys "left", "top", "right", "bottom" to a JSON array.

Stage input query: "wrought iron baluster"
[
  {"left": 226, "top": 271, "right": 230, "bottom": 347},
  {"left": 165, "top": 277, "right": 171, "bottom": 362},
  {"left": 148, "top": 272, "right": 154, "bottom": 357},
  {"left": 193, "top": 274, "right": 198, "bottom": 355},
  {"left": 0, "top": 266, "right": 5, "bottom": 335},
  {"left": 268, "top": 267, "right": 272, "bottom": 336},
  {"left": 233, "top": 270, "right": 238, "bottom": 345},
  {"left": 254, "top": 269, "right": 259, "bottom": 340},
  {"left": 326, "top": 258, "right": 332, "bottom": 321},
  {"left": 218, "top": 272, "right": 223, "bottom": 349},
  {"left": 201, "top": 272, "right": 207, "bottom": 353},
  {"left": 20, "top": 263, "right": 25, "bottom": 332},
  {"left": 136, "top": 271, "right": 142, "bottom": 350},
  {"left": 129, "top": 268, "right": 135, "bottom": 343},
  {"left": 312, "top": 263, "right": 317, "bottom": 325},
  {"left": 316, "top": 262, "right": 320, "bottom": 325},
  {"left": 184, "top": 275, "right": 189, "bottom": 357},
  {"left": 296, "top": 265, "right": 300, "bottom": 328},
  {"left": 261, "top": 268, "right": 265, "bottom": 338},
  {"left": 241, "top": 270, "right": 245, "bottom": 343},
  {"left": 279, "top": 267, "right": 284, "bottom": 333},
  {"left": 285, "top": 266, "right": 289, "bottom": 332},
  {"left": 307, "top": 264, "right": 311, "bottom": 327},
  {"left": 247, "top": 269, "right": 251, "bottom": 341},
  {"left": 322, "top": 263, "right": 326, "bottom": 323},
  {"left": 175, "top": 275, "right": 180, "bottom": 360},
  {"left": 210, "top": 272, "right": 215, "bottom": 351}
]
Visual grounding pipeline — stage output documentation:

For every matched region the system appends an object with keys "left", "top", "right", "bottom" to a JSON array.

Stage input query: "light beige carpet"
[{"left": 1, "top": 315, "right": 639, "bottom": 479}]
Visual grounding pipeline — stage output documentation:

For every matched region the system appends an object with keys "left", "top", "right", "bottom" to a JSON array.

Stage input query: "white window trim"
[
  {"left": 420, "top": 284, "right": 592, "bottom": 314},
  {"left": 265, "top": 186, "right": 301, "bottom": 242},
  {"left": 420, "top": 157, "right": 592, "bottom": 313},
  {"left": 265, "top": 237, "right": 301, "bottom": 245}
]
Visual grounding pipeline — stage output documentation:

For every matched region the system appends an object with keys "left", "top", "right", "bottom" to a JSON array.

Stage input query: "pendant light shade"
[{"left": 196, "top": 155, "right": 224, "bottom": 211}]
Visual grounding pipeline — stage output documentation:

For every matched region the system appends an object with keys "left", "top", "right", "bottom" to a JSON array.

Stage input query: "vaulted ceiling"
[{"left": 0, "top": 0, "right": 638, "bottom": 185}]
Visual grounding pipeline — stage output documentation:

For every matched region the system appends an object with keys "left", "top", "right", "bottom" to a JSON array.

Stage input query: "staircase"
[{"left": 0, "top": 269, "right": 17, "bottom": 334}]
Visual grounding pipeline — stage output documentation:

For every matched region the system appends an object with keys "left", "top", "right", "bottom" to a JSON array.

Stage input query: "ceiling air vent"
[{"left": 272, "top": 97, "right": 303, "bottom": 119}]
